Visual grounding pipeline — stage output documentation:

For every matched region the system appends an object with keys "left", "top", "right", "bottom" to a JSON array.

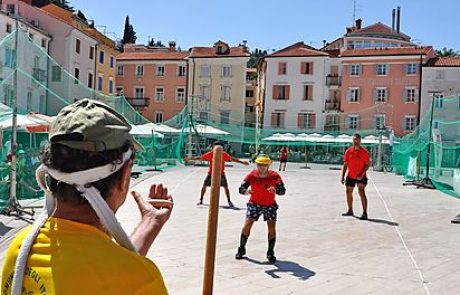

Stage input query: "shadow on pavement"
[
  {"left": 244, "top": 257, "right": 316, "bottom": 280},
  {"left": 196, "top": 204, "right": 242, "bottom": 211},
  {"left": 352, "top": 216, "right": 399, "bottom": 226}
]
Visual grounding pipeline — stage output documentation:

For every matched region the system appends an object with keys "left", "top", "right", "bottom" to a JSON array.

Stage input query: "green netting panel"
[{"left": 393, "top": 95, "right": 460, "bottom": 198}]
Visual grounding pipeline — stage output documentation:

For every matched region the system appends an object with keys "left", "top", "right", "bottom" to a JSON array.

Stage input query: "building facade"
[{"left": 116, "top": 43, "right": 189, "bottom": 123}]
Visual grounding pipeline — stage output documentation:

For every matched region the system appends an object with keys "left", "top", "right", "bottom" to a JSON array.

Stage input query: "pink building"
[{"left": 116, "top": 43, "right": 189, "bottom": 123}]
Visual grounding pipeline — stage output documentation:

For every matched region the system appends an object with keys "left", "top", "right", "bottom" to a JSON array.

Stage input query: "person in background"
[{"left": 279, "top": 146, "right": 289, "bottom": 171}]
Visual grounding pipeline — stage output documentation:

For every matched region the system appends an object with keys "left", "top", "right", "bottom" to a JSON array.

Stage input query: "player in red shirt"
[
  {"left": 185, "top": 142, "right": 249, "bottom": 207},
  {"left": 235, "top": 154, "right": 286, "bottom": 263},
  {"left": 279, "top": 146, "right": 288, "bottom": 171},
  {"left": 341, "top": 133, "right": 371, "bottom": 220}
]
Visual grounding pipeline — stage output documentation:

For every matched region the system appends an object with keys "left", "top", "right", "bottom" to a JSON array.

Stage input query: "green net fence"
[{"left": 0, "top": 27, "right": 458, "bottom": 210}]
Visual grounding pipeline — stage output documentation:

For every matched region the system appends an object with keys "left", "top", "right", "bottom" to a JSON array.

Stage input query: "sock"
[
  {"left": 239, "top": 234, "right": 248, "bottom": 249},
  {"left": 268, "top": 238, "right": 276, "bottom": 253}
]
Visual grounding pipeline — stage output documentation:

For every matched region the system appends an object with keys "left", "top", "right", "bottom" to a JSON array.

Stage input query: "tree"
[
  {"left": 32, "top": 0, "right": 74, "bottom": 11},
  {"left": 122, "top": 16, "right": 137, "bottom": 45},
  {"left": 435, "top": 48, "right": 459, "bottom": 57},
  {"left": 247, "top": 48, "right": 268, "bottom": 68},
  {"left": 147, "top": 38, "right": 166, "bottom": 47}
]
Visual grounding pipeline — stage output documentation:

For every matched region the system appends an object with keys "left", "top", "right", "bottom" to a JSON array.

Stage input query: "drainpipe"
[
  {"left": 417, "top": 53, "right": 423, "bottom": 126},
  {"left": 93, "top": 42, "right": 98, "bottom": 100}
]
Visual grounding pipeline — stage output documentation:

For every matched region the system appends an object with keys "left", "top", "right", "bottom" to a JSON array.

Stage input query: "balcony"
[
  {"left": 127, "top": 97, "right": 149, "bottom": 109},
  {"left": 324, "top": 99, "right": 341, "bottom": 112},
  {"left": 246, "top": 78, "right": 258, "bottom": 86},
  {"left": 326, "top": 75, "right": 341, "bottom": 86},
  {"left": 32, "top": 68, "right": 47, "bottom": 82}
]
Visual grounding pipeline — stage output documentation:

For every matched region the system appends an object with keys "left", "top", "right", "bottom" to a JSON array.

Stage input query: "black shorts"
[
  {"left": 203, "top": 173, "right": 228, "bottom": 187},
  {"left": 345, "top": 176, "right": 368, "bottom": 187},
  {"left": 280, "top": 158, "right": 287, "bottom": 163},
  {"left": 246, "top": 203, "right": 278, "bottom": 221}
]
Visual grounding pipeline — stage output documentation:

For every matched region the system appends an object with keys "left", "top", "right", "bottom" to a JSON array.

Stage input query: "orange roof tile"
[
  {"left": 117, "top": 51, "right": 189, "bottom": 61},
  {"left": 426, "top": 57, "right": 460, "bottom": 67},
  {"left": 269, "top": 42, "right": 329, "bottom": 57},
  {"left": 341, "top": 46, "right": 434, "bottom": 57},
  {"left": 346, "top": 22, "right": 411, "bottom": 41},
  {"left": 188, "top": 47, "right": 249, "bottom": 58}
]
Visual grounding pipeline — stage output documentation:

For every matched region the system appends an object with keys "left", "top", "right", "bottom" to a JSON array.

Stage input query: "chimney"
[
  {"left": 168, "top": 41, "right": 176, "bottom": 51},
  {"left": 322, "top": 39, "right": 327, "bottom": 47},
  {"left": 355, "top": 18, "right": 362, "bottom": 30},
  {"left": 396, "top": 6, "right": 401, "bottom": 33},
  {"left": 392, "top": 9, "right": 395, "bottom": 31}
]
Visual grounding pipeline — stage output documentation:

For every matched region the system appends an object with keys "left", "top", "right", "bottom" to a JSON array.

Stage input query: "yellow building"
[
  {"left": 187, "top": 41, "right": 250, "bottom": 125},
  {"left": 41, "top": 4, "right": 119, "bottom": 96}
]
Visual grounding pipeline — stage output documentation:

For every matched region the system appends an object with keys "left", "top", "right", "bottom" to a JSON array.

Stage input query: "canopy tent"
[
  {"left": 262, "top": 133, "right": 392, "bottom": 145},
  {"left": 141, "top": 123, "right": 181, "bottom": 134},
  {"left": 183, "top": 124, "right": 230, "bottom": 136},
  {"left": 129, "top": 124, "right": 164, "bottom": 138},
  {"left": 0, "top": 114, "right": 49, "bottom": 131}
]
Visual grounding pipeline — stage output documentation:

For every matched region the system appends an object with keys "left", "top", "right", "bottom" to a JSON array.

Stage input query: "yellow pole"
[{"left": 202, "top": 145, "right": 223, "bottom": 295}]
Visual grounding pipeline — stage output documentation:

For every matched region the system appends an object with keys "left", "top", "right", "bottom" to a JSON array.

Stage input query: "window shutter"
[
  {"left": 280, "top": 113, "right": 285, "bottom": 128},
  {"left": 347, "top": 65, "right": 352, "bottom": 75},
  {"left": 347, "top": 89, "right": 352, "bottom": 102},
  {"left": 404, "top": 64, "right": 409, "bottom": 75},
  {"left": 298, "top": 113, "right": 304, "bottom": 128},
  {"left": 308, "top": 84, "right": 313, "bottom": 100},
  {"left": 385, "top": 88, "right": 389, "bottom": 102},
  {"left": 386, "top": 64, "right": 390, "bottom": 75},
  {"left": 415, "top": 88, "right": 419, "bottom": 102},
  {"left": 359, "top": 65, "right": 363, "bottom": 75},
  {"left": 271, "top": 113, "right": 277, "bottom": 127},
  {"left": 285, "top": 85, "right": 290, "bottom": 100},
  {"left": 301, "top": 62, "right": 306, "bottom": 74},
  {"left": 273, "top": 85, "right": 278, "bottom": 100},
  {"left": 310, "top": 113, "right": 316, "bottom": 129},
  {"left": 373, "top": 89, "right": 378, "bottom": 102},
  {"left": 402, "top": 88, "right": 407, "bottom": 102},
  {"left": 278, "top": 63, "right": 284, "bottom": 75},
  {"left": 375, "top": 64, "right": 379, "bottom": 75},
  {"left": 310, "top": 62, "right": 314, "bottom": 75},
  {"left": 357, "top": 88, "right": 360, "bottom": 102},
  {"left": 356, "top": 116, "right": 361, "bottom": 129}
]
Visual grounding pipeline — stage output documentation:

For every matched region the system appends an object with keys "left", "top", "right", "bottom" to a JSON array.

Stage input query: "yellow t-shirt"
[{"left": 1, "top": 217, "right": 168, "bottom": 295}]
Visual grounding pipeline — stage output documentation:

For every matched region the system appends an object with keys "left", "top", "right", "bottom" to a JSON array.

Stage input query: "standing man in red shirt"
[
  {"left": 341, "top": 134, "right": 371, "bottom": 220},
  {"left": 235, "top": 154, "right": 286, "bottom": 263},
  {"left": 279, "top": 146, "right": 288, "bottom": 171},
  {"left": 185, "top": 141, "right": 249, "bottom": 207}
]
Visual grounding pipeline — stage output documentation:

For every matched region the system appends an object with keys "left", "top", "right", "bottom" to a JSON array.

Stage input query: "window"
[
  {"left": 301, "top": 62, "right": 313, "bottom": 74},
  {"left": 221, "top": 86, "right": 231, "bottom": 102},
  {"left": 29, "top": 33, "right": 34, "bottom": 41},
  {"left": 200, "top": 65, "right": 210, "bottom": 77},
  {"left": 406, "top": 63, "right": 417, "bottom": 75},
  {"left": 217, "top": 46, "right": 224, "bottom": 54},
  {"left": 199, "top": 112, "right": 209, "bottom": 121},
  {"left": 109, "top": 78, "right": 114, "bottom": 94},
  {"left": 117, "top": 65, "right": 124, "bottom": 76},
  {"left": 74, "top": 68, "right": 80, "bottom": 84},
  {"left": 6, "top": 23, "right": 12, "bottom": 33},
  {"left": 39, "top": 95, "right": 46, "bottom": 113},
  {"left": 110, "top": 56, "right": 114, "bottom": 68},
  {"left": 246, "top": 90, "right": 254, "bottom": 98},
  {"left": 376, "top": 64, "right": 388, "bottom": 76},
  {"left": 134, "top": 87, "right": 144, "bottom": 98},
  {"left": 405, "top": 88, "right": 416, "bottom": 102},
  {"left": 347, "top": 88, "right": 360, "bottom": 102},
  {"left": 75, "top": 38, "right": 81, "bottom": 54},
  {"left": 434, "top": 96, "right": 443, "bottom": 109},
  {"left": 156, "top": 65, "right": 165, "bottom": 76},
  {"left": 273, "top": 85, "right": 290, "bottom": 100},
  {"left": 349, "top": 64, "right": 361, "bottom": 76},
  {"left": 136, "top": 65, "right": 144, "bottom": 76},
  {"left": 99, "top": 51, "right": 105, "bottom": 64},
  {"left": 52, "top": 66, "right": 61, "bottom": 82},
  {"left": 87, "top": 73, "right": 93, "bottom": 88},
  {"left": 27, "top": 92, "right": 32, "bottom": 112},
  {"left": 303, "top": 85, "right": 313, "bottom": 101},
  {"left": 405, "top": 116, "right": 416, "bottom": 131},
  {"left": 176, "top": 87, "right": 185, "bottom": 102},
  {"left": 116, "top": 87, "right": 124, "bottom": 96},
  {"left": 271, "top": 112, "right": 285, "bottom": 128},
  {"left": 98, "top": 75, "right": 103, "bottom": 91},
  {"left": 155, "top": 112, "right": 164, "bottom": 123},
  {"left": 222, "top": 65, "right": 232, "bottom": 77},
  {"left": 220, "top": 111, "right": 230, "bottom": 124},
  {"left": 200, "top": 85, "right": 210, "bottom": 100},
  {"left": 278, "top": 62, "right": 287, "bottom": 75},
  {"left": 299, "top": 113, "right": 316, "bottom": 129},
  {"left": 5, "top": 47, "right": 16, "bottom": 67},
  {"left": 348, "top": 115, "right": 359, "bottom": 129},
  {"left": 33, "top": 56, "right": 40, "bottom": 68},
  {"left": 375, "top": 115, "right": 385, "bottom": 129},
  {"left": 374, "top": 88, "right": 387, "bottom": 103},
  {"left": 89, "top": 46, "right": 94, "bottom": 60},
  {"left": 155, "top": 87, "right": 164, "bottom": 102},
  {"left": 7, "top": 4, "right": 15, "bottom": 15},
  {"left": 177, "top": 65, "right": 186, "bottom": 76}
]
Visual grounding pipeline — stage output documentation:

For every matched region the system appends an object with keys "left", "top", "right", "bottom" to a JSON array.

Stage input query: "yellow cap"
[{"left": 255, "top": 154, "right": 272, "bottom": 165}]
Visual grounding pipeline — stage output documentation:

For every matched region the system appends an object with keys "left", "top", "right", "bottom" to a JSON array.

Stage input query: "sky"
[{"left": 71, "top": 0, "right": 460, "bottom": 52}]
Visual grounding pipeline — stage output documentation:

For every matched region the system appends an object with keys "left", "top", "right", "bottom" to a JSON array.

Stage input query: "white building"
[
  {"left": 2, "top": 0, "right": 98, "bottom": 115},
  {"left": 421, "top": 57, "right": 460, "bottom": 142},
  {"left": 261, "top": 42, "right": 331, "bottom": 132},
  {"left": 0, "top": 8, "right": 51, "bottom": 113}
]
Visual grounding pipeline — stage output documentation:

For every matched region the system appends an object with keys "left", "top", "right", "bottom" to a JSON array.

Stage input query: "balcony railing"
[
  {"left": 326, "top": 75, "right": 341, "bottom": 86},
  {"left": 127, "top": 97, "right": 149, "bottom": 108},
  {"left": 32, "top": 68, "right": 47, "bottom": 82},
  {"left": 325, "top": 99, "right": 341, "bottom": 111}
]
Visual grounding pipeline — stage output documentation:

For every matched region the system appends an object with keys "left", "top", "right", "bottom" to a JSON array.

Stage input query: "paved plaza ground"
[{"left": 1, "top": 162, "right": 459, "bottom": 294}]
